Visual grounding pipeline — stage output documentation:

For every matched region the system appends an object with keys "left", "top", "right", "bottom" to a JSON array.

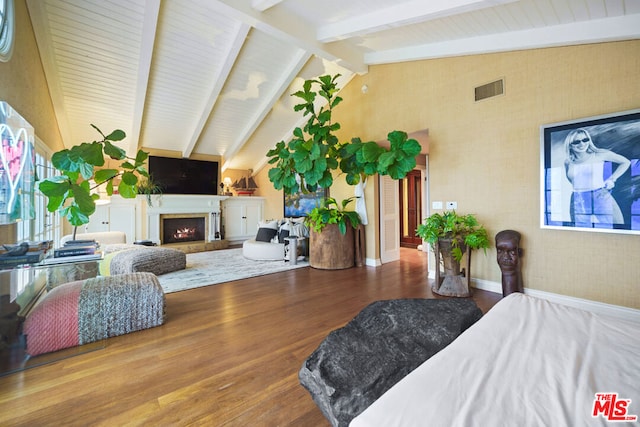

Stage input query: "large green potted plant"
[
  {"left": 305, "top": 197, "right": 360, "bottom": 269},
  {"left": 39, "top": 125, "right": 151, "bottom": 240},
  {"left": 266, "top": 74, "right": 422, "bottom": 269},
  {"left": 415, "top": 210, "right": 490, "bottom": 297}
]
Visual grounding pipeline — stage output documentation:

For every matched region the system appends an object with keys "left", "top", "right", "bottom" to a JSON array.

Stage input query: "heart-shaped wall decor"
[{"left": 0, "top": 124, "right": 31, "bottom": 214}]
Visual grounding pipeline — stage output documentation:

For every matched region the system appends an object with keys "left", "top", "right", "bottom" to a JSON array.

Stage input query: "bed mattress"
[{"left": 350, "top": 293, "right": 640, "bottom": 427}]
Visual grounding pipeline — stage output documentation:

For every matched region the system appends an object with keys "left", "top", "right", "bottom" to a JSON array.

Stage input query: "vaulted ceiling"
[{"left": 26, "top": 0, "right": 640, "bottom": 173}]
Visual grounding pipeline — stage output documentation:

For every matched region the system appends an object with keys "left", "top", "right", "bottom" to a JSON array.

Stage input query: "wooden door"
[
  {"left": 379, "top": 175, "right": 400, "bottom": 264},
  {"left": 400, "top": 170, "right": 423, "bottom": 248}
]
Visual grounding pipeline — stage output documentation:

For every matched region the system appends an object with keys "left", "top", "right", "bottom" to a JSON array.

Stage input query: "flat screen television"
[{"left": 148, "top": 156, "right": 218, "bottom": 195}]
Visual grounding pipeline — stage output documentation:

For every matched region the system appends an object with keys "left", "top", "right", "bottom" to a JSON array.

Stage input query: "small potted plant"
[
  {"left": 416, "top": 211, "right": 490, "bottom": 297},
  {"left": 305, "top": 197, "right": 360, "bottom": 235}
]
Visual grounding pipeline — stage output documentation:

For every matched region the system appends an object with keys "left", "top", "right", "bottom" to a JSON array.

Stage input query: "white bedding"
[{"left": 350, "top": 293, "right": 640, "bottom": 427}]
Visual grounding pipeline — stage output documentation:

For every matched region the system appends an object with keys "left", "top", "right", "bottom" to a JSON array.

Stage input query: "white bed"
[{"left": 350, "top": 293, "right": 640, "bottom": 427}]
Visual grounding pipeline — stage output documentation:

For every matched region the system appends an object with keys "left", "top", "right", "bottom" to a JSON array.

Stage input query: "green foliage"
[
  {"left": 305, "top": 197, "right": 361, "bottom": 235},
  {"left": 415, "top": 211, "right": 490, "bottom": 262},
  {"left": 266, "top": 74, "right": 422, "bottom": 232},
  {"left": 266, "top": 74, "right": 421, "bottom": 196},
  {"left": 38, "top": 125, "right": 150, "bottom": 227}
]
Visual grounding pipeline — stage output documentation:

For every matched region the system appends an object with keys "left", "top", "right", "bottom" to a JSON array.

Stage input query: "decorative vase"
[
  {"left": 433, "top": 237, "right": 472, "bottom": 297},
  {"left": 438, "top": 237, "right": 466, "bottom": 276}
]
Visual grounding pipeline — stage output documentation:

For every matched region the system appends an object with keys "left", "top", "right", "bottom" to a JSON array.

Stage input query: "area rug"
[{"left": 156, "top": 248, "right": 308, "bottom": 293}]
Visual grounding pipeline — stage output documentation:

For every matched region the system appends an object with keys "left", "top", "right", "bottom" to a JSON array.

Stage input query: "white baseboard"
[
  {"left": 429, "top": 270, "right": 640, "bottom": 324},
  {"left": 365, "top": 257, "right": 381, "bottom": 267}
]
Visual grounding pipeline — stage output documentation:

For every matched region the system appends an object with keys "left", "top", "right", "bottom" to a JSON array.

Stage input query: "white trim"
[
  {"left": 433, "top": 270, "right": 640, "bottom": 323},
  {"left": 317, "top": 0, "right": 517, "bottom": 43},
  {"left": 365, "top": 257, "right": 381, "bottom": 267},
  {"left": 365, "top": 15, "right": 640, "bottom": 65},
  {"left": 523, "top": 288, "right": 640, "bottom": 324},
  {"left": 0, "top": 0, "right": 15, "bottom": 62}
]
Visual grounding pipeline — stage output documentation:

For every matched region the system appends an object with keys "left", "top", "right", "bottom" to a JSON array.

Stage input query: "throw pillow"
[
  {"left": 289, "top": 217, "right": 309, "bottom": 238},
  {"left": 278, "top": 219, "right": 291, "bottom": 243},
  {"left": 255, "top": 220, "right": 278, "bottom": 242}
]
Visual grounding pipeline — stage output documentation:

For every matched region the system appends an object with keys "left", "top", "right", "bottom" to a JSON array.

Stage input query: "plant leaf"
[
  {"left": 121, "top": 171, "right": 138, "bottom": 185},
  {"left": 361, "top": 141, "right": 384, "bottom": 162},
  {"left": 118, "top": 181, "right": 137, "bottom": 198},
  {"left": 105, "top": 129, "right": 126, "bottom": 141},
  {"left": 38, "top": 179, "right": 70, "bottom": 197},
  {"left": 71, "top": 184, "right": 96, "bottom": 218},
  {"left": 75, "top": 142, "right": 105, "bottom": 166},
  {"left": 94, "top": 169, "right": 119, "bottom": 183},
  {"left": 104, "top": 141, "right": 126, "bottom": 160},
  {"left": 78, "top": 162, "right": 95, "bottom": 180},
  {"left": 136, "top": 150, "right": 149, "bottom": 163}
]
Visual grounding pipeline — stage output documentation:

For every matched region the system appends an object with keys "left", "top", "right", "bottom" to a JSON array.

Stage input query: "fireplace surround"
[
  {"left": 145, "top": 195, "right": 227, "bottom": 244},
  {"left": 161, "top": 215, "right": 207, "bottom": 244}
]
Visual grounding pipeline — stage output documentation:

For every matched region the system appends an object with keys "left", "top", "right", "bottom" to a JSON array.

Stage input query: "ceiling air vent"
[{"left": 474, "top": 78, "right": 504, "bottom": 102}]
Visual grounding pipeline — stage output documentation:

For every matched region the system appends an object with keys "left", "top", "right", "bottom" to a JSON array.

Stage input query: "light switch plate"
[{"left": 432, "top": 201, "right": 443, "bottom": 209}]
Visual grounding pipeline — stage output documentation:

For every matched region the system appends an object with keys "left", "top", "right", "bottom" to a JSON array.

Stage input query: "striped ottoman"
[
  {"left": 23, "top": 272, "right": 165, "bottom": 356},
  {"left": 102, "top": 247, "right": 186, "bottom": 276}
]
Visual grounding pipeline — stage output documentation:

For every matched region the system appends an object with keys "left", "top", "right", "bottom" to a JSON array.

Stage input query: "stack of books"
[
  {"left": 0, "top": 250, "right": 47, "bottom": 269},
  {"left": 0, "top": 240, "right": 53, "bottom": 269},
  {"left": 42, "top": 240, "right": 103, "bottom": 265},
  {"left": 0, "top": 240, "right": 53, "bottom": 256}
]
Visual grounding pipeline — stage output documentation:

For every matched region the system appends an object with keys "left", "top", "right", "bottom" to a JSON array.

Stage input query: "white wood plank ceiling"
[{"left": 26, "top": 0, "right": 640, "bottom": 172}]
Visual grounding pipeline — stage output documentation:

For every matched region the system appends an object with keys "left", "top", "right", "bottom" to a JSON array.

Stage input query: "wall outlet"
[
  {"left": 446, "top": 201, "right": 457, "bottom": 209},
  {"left": 432, "top": 201, "right": 443, "bottom": 209}
]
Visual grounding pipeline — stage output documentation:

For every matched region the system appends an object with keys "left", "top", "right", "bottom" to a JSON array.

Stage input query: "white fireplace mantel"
[{"left": 146, "top": 195, "right": 228, "bottom": 243}]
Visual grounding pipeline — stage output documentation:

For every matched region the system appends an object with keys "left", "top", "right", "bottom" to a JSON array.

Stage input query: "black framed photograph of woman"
[{"left": 540, "top": 109, "right": 640, "bottom": 235}]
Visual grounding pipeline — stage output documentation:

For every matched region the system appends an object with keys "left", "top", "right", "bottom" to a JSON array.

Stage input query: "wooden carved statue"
[{"left": 495, "top": 230, "right": 523, "bottom": 296}]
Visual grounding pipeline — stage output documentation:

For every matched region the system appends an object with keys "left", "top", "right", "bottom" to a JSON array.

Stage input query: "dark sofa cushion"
[
  {"left": 255, "top": 220, "right": 278, "bottom": 242},
  {"left": 256, "top": 227, "right": 277, "bottom": 242}
]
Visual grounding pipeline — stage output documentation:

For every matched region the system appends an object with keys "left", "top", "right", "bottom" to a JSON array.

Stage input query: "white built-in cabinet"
[
  {"left": 84, "top": 198, "right": 138, "bottom": 243},
  {"left": 83, "top": 195, "right": 264, "bottom": 245},
  {"left": 222, "top": 197, "right": 264, "bottom": 243}
]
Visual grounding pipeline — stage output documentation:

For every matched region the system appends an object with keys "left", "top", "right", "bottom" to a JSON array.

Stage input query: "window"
[
  {"left": 0, "top": 0, "right": 14, "bottom": 62},
  {"left": 16, "top": 138, "right": 61, "bottom": 244}
]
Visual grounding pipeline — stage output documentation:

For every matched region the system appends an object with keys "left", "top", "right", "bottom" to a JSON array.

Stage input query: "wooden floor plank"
[{"left": 0, "top": 248, "right": 501, "bottom": 426}]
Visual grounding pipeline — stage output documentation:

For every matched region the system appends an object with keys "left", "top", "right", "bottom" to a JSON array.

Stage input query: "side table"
[
  {"left": 0, "top": 257, "right": 103, "bottom": 376},
  {"left": 284, "top": 236, "right": 299, "bottom": 265}
]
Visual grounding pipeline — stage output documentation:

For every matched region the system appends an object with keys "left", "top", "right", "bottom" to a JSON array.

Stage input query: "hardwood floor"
[{"left": 0, "top": 248, "right": 501, "bottom": 426}]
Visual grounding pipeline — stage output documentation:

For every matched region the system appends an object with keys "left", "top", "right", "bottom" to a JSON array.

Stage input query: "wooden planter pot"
[
  {"left": 309, "top": 224, "right": 355, "bottom": 270},
  {"left": 433, "top": 238, "right": 472, "bottom": 297}
]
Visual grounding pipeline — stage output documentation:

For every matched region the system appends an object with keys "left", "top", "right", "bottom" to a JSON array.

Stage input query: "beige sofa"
[{"left": 60, "top": 231, "right": 127, "bottom": 246}]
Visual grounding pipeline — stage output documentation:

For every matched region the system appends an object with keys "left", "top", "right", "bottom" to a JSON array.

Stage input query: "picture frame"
[
  {"left": 540, "top": 109, "right": 640, "bottom": 235},
  {"left": 284, "top": 185, "right": 328, "bottom": 218}
]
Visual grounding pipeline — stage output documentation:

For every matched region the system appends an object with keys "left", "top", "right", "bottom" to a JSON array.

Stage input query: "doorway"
[{"left": 399, "top": 169, "right": 423, "bottom": 248}]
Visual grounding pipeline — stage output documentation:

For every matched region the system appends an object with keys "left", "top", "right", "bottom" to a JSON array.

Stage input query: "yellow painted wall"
[
  {"left": 0, "top": 0, "right": 63, "bottom": 242},
  {"left": 0, "top": 0, "right": 62, "bottom": 152},
  {"left": 332, "top": 41, "right": 640, "bottom": 308}
]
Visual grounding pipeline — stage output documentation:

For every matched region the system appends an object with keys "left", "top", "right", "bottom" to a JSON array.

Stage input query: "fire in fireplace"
[{"left": 162, "top": 217, "right": 206, "bottom": 244}]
